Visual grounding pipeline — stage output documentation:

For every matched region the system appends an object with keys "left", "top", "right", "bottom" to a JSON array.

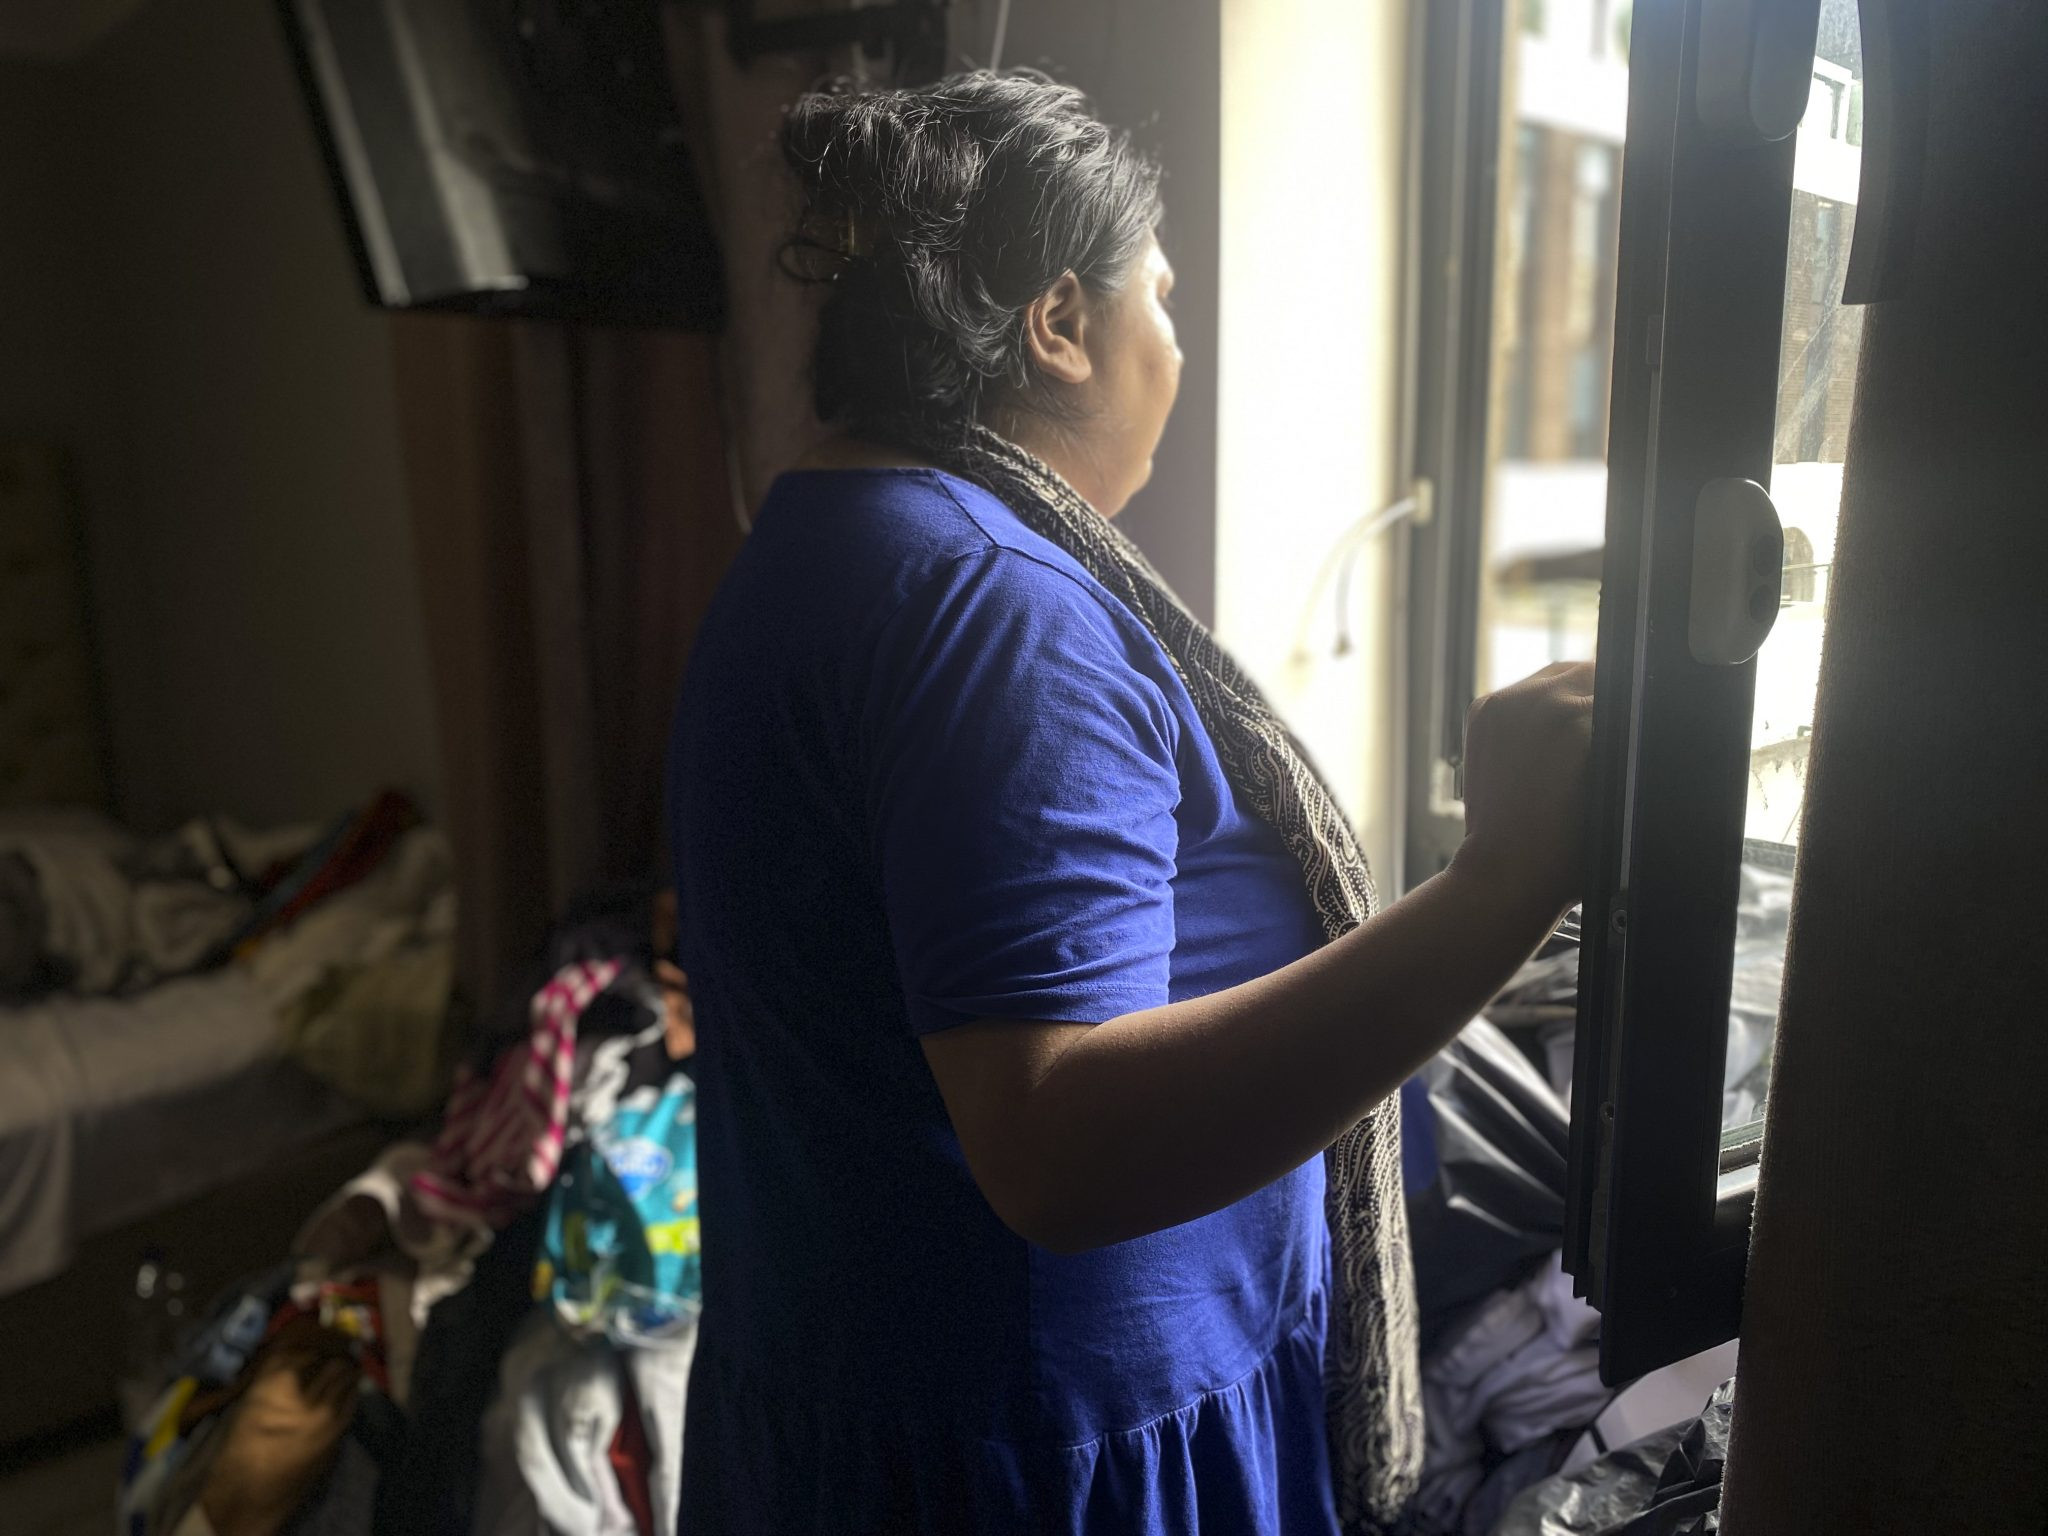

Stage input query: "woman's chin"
[{"left": 1104, "top": 459, "right": 1157, "bottom": 519}]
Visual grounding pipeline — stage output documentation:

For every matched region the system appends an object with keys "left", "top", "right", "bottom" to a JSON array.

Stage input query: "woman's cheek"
[{"left": 1156, "top": 327, "right": 1184, "bottom": 410}]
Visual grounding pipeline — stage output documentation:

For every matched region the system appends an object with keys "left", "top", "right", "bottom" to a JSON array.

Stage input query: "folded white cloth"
[
  {"left": 0, "top": 810, "right": 136, "bottom": 992},
  {"left": 473, "top": 1311, "right": 696, "bottom": 1536},
  {"left": 132, "top": 880, "right": 249, "bottom": 975},
  {"left": 1416, "top": 1253, "right": 1610, "bottom": 1532}
]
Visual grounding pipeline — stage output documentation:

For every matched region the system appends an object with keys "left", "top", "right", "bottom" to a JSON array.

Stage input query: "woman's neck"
[
  {"left": 1000, "top": 415, "right": 1116, "bottom": 516},
  {"left": 790, "top": 434, "right": 939, "bottom": 474}
]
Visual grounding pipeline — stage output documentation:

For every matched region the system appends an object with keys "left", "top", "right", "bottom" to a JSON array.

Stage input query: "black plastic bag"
[
  {"left": 1407, "top": 1017, "right": 1573, "bottom": 1351},
  {"left": 1491, "top": 1378, "right": 1735, "bottom": 1536}
]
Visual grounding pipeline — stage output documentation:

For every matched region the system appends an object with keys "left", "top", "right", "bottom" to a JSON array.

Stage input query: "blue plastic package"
[{"left": 536, "top": 1066, "right": 700, "bottom": 1346}]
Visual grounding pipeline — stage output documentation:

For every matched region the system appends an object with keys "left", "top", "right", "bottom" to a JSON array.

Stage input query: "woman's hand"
[
  {"left": 657, "top": 960, "right": 696, "bottom": 1060},
  {"left": 1456, "top": 660, "right": 1596, "bottom": 918}
]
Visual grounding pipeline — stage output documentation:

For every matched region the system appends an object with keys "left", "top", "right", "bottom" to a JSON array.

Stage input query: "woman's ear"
[{"left": 1022, "top": 272, "right": 1095, "bottom": 387}]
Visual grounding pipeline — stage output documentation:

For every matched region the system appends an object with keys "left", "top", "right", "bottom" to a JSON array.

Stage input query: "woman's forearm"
[{"left": 927, "top": 843, "right": 1569, "bottom": 1252}]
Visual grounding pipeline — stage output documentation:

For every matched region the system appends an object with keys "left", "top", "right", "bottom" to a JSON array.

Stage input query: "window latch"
[{"left": 1689, "top": 478, "right": 1785, "bottom": 666}]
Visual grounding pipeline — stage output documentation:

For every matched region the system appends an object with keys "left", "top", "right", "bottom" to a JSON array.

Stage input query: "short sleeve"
[{"left": 861, "top": 547, "right": 1183, "bottom": 1036}]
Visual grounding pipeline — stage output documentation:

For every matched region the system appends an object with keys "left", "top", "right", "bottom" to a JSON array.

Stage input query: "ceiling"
[{"left": 0, "top": 0, "right": 151, "bottom": 60}]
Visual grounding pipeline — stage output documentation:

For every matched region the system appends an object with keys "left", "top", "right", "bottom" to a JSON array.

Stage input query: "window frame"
[
  {"left": 1405, "top": 0, "right": 1837, "bottom": 1384},
  {"left": 1401, "top": 0, "right": 1509, "bottom": 889},
  {"left": 1563, "top": 0, "right": 1812, "bottom": 1384}
]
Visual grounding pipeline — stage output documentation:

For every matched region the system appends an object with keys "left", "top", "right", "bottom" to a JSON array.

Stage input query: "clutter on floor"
[
  {"left": 1402, "top": 1006, "right": 1607, "bottom": 1534},
  {"left": 78, "top": 883, "right": 1757, "bottom": 1536},
  {"left": 1493, "top": 1378, "right": 1735, "bottom": 1535},
  {"left": 107, "top": 887, "right": 698, "bottom": 1536},
  {"left": 1400, "top": 895, "right": 1771, "bottom": 1536},
  {"left": 1415, "top": 1255, "right": 1611, "bottom": 1535}
]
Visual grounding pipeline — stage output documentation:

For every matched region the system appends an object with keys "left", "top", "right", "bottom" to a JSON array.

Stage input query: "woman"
[{"left": 668, "top": 71, "right": 1593, "bottom": 1534}]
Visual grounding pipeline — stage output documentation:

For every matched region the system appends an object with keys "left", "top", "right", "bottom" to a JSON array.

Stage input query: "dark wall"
[{"left": 0, "top": 0, "right": 443, "bottom": 830}]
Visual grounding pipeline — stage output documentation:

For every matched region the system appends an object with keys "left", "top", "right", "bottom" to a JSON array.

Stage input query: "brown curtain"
[
  {"left": 664, "top": 5, "right": 860, "bottom": 515},
  {"left": 393, "top": 9, "right": 855, "bottom": 1007},
  {"left": 393, "top": 318, "right": 740, "bottom": 1005}
]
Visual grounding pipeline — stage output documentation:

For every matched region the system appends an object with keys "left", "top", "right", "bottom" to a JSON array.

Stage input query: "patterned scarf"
[{"left": 887, "top": 420, "right": 1423, "bottom": 1532}]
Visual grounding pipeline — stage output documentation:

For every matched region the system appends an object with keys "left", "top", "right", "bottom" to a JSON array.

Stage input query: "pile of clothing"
[
  {"left": 0, "top": 807, "right": 271, "bottom": 996},
  {"left": 1412, "top": 1256, "right": 1611, "bottom": 1534},
  {"left": 0, "top": 792, "right": 456, "bottom": 1117},
  {"left": 116, "top": 891, "right": 700, "bottom": 1536}
]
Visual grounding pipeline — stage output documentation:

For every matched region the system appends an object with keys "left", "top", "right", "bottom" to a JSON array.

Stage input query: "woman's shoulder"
[
  {"left": 764, "top": 463, "right": 981, "bottom": 530},
  {"left": 752, "top": 464, "right": 1172, "bottom": 691},
  {"left": 760, "top": 465, "right": 1088, "bottom": 592}
]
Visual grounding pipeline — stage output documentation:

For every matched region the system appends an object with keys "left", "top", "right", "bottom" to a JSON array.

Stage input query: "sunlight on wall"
[{"left": 1217, "top": 0, "right": 1408, "bottom": 877}]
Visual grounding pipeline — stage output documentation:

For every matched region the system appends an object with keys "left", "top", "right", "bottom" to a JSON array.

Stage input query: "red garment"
[
  {"left": 236, "top": 790, "right": 423, "bottom": 953},
  {"left": 608, "top": 1363, "right": 656, "bottom": 1536},
  {"left": 408, "top": 959, "right": 623, "bottom": 1232}
]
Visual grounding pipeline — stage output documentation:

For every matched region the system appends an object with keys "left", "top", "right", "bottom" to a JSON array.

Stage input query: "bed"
[
  {"left": 0, "top": 444, "right": 444, "bottom": 1446},
  {"left": 0, "top": 828, "right": 455, "bottom": 1445},
  {"left": 0, "top": 970, "right": 368, "bottom": 1298}
]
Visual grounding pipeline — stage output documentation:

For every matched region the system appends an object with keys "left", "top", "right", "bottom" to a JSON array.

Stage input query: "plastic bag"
[
  {"left": 1492, "top": 1378, "right": 1735, "bottom": 1536},
  {"left": 1407, "top": 1017, "right": 1573, "bottom": 1350},
  {"left": 535, "top": 1062, "right": 701, "bottom": 1347}
]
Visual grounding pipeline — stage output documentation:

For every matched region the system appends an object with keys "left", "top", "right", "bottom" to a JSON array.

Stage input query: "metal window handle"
[
  {"left": 1695, "top": 0, "right": 1825, "bottom": 142},
  {"left": 1690, "top": 478, "right": 1786, "bottom": 665}
]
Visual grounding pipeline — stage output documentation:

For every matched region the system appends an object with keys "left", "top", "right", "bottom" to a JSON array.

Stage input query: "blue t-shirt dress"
[{"left": 667, "top": 467, "right": 1341, "bottom": 1534}]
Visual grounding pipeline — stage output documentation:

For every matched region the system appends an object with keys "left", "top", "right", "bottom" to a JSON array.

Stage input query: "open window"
[
  {"left": 1563, "top": 0, "right": 1868, "bottom": 1382},
  {"left": 1408, "top": 0, "right": 1870, "bottom": 1382}
]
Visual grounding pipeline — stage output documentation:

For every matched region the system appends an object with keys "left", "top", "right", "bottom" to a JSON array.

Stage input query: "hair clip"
[
  {"left": 778, "top": 211, "right": 874, "bottom": 286},
  {"left": 839, "top": 214, "right": 869, "bottom": 260}
]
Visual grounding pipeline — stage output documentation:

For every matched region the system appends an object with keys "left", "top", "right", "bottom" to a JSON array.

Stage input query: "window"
[
  {"left": 1727, "top": 2, "right": 1865, "bottom": 1163},
  {"left": 1478, "top": 24, "right": 1624, "bottom": 702},
  {"left": 1557, "top": 0, "right": 1870, "bottom": 1381},
  {"left": 1423, "top": 0, "right": 1861, "bottom": 876},
  {"left": 1404, "top": 0, "right": 1630, "bottom": 881}
]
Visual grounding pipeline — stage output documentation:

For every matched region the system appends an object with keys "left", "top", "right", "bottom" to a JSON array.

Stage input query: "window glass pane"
[
  {"left": 1489, "top": 0, "right": 1866, "bottom": 1153},
  {"left": 1476, "top": 0, "right": 1627, "bottom": 699},
  {"left": 1726, "top": 0, "right": 1865, "bottom": 1150}
]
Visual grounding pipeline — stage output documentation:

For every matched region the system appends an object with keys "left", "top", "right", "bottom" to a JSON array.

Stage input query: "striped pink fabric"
[{"left": 409, "top": 958, "right": 624, "bottom": 1231}]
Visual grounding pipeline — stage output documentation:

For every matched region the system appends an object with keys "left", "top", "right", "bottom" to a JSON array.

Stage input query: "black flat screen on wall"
[{"left": 279, "top": 0, "right": 724, "bottom": 330}]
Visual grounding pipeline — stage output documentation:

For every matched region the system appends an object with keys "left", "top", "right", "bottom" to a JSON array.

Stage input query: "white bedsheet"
[
  {"left": 0, "top": 968, "right": 361, "bottom": 1297},
  {"left": 0, "top": 825, "right": 454, "bottom": 1298}
]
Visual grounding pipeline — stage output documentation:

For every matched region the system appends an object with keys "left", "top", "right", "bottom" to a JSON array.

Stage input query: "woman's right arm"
[{"left": 922, "top": 661, "right": 1593, "bottom": 1254}]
